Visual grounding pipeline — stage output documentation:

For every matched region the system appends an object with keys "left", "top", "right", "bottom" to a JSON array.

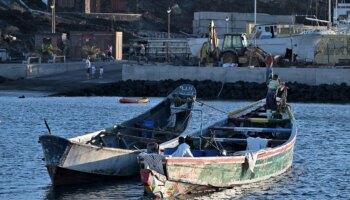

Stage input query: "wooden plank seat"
[
  {"left": 201, "top": 137, "right": 287, "bottom": 144},
  {"left": 163, "top": 148, "right": 220, "bottom": 157},
  {"left": 117, "top": 133, "right": 162, "bottom": 143},
  {"left": 118, "top": 125, "right": 179, "bottom": 136},
  {"left": 228, "top": 117, "right": 290, "bottom": 124},
  {"left": 208, "top": 126, "right": 292, "bottom": 133}
]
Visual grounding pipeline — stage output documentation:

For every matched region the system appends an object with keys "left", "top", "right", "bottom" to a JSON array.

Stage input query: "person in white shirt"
[
  {"left": 171, "top": 136, "right": 193, "bottom": 157},
  {"left": 99, "top": 67, "right": 104, "bottom": 79},
  {"left": 85, "top": 56, "right": 91, "bottom": 79},
  {"left": 91, "top": 65, "right": 96, "bottom": 79}
]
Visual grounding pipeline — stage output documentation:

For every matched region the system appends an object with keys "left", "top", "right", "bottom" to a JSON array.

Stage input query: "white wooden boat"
[{"left": 39, "top": 84, "right": 196, "bottom": 186}]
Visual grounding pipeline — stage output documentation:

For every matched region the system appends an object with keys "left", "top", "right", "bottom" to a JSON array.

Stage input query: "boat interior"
[
  {"left": 71, "top": 94, "right": 194, "bottom": 151},
  {"left": 163, "top": 105, "right": 293, "bottom": 157}
]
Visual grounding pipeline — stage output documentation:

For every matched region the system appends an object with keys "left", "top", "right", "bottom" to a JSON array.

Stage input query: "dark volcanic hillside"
[{"left": 0, "top": 0, "right": 345, "bottom": 56}]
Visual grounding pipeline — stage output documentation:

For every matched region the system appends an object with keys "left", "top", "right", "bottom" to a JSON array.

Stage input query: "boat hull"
[
  {"left": 39, "top": 135, "right": 141, "bottom": 186},
  {"left": 39, "top": 84, "right": 197, "bottom": 186},
  {"left": 46, "top": 165, "right": 127, "bottom": 186},
  {"left": 140, "top": 168, "right": 215, "bottom": 198},
  {"left": 141, "top": 139, "right": 295, "bottom": 198},
  {"left": 249, "top": 34, "right": 322, "bottom": 62},
  {"left": 119, "top": 97, "right": 150, "bottom": 104},
  {"left": 139, "top": 99, "right": 297, "bottom": 198}
]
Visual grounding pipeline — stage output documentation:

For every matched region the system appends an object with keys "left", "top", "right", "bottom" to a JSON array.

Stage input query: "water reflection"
[{"left": 44, "top": 176, "right": 143, "bottom": 200}]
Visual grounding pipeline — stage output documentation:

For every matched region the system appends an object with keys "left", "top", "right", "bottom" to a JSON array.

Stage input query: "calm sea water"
[{"left": 0, "top": 95, "right": 349, "bottom": 200}]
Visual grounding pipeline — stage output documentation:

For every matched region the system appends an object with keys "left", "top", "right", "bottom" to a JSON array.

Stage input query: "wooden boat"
[
  {"left": 119, "top": 97, "right": 150, "bottom": 104},
  {"left": 39, "top": 84, "right": 196, "bottom": 186},
  {"left": 138, "top": 95, "right": 297, "bottom": 198}
]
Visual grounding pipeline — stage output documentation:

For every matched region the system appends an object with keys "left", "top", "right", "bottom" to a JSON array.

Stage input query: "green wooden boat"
[{"left": 138, "top": 97, "right": 297, "bottom": 198}]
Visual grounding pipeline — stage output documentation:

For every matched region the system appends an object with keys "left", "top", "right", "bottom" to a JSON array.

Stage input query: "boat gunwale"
[
  {"left": 41, "top": 134, "right": 141, "bottom": 154},
  {"left": 162, "top": 101, "right": 297, "bottom": 164},
  {"left": 163, "top": 136, "right": 296, "bottom": 164}
]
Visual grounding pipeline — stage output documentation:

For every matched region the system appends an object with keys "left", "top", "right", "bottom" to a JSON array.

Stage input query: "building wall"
[
  {"left": 334, "top": 3, "right": 350, "bottom": 22},
  {"left": 193, "top": 12, "right": 294, "bottom": 37},
  {"left": 53, "top": 0, "right": 127, "bottom": 13},
  {"left": 69, "top": 31, "right": 119, "bottom": 59},
  {"left": 34, "top": 33, "right": 64, "bottom": 49}
]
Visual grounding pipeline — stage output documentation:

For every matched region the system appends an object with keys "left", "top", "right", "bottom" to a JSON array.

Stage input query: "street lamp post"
[
  {"left": 254, "top": 0, "right": 257, "bottom": 26},
  {"left": 51, "top": 0, "right": 56, "bottom": 33},
  {"left": 225, "top": 16, "right": 229, "bottom": 33},
  {"left": 254, "top": 0, "right": 257, "bottom": 46},
  {"left": 166, "top": 7, "right": 171, "bottom": 62},
  {"left": 167, "top": 7, "right": 171, "bottom": 38}
]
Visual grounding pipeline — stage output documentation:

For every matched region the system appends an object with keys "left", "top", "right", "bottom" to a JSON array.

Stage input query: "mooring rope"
[{"left": 195, "top": 99, "right": 228, "bottom": 114}]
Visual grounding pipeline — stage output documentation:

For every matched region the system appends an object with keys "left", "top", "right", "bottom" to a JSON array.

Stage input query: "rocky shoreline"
[{"left": 54, "top": 80, "right": 350, "bottom": 103}]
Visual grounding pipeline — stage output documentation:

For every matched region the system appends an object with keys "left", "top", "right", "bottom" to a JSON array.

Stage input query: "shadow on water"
[{"left": 43, "top": 176, "right": 145, "bottom": 200}]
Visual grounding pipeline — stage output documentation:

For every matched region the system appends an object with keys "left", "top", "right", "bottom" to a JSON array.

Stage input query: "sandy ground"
[{"left": 0, "top": 62, "right": 125, "bottom": 97}]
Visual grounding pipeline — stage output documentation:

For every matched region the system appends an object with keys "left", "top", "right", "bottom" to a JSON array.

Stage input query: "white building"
[
  {"left": 333, "top": 3, "right": 350, "bottom": 24},
  {"left": 192, "top": 12, "right": 295, "bottom": 37}
]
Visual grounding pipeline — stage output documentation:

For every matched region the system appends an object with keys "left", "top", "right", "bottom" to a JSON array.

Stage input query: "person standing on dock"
[
  {"left": 139, "top": 44, "right": 147, "bottom": 63},
  {"left": 91, "top": 65, "right": 96, "bottom": 79},
  {"left": 99, "top": 66, "right": 104, "bottom": 79},
  {"left": 265, "top": 74, "right": 285, "bottom": 111},
  {"left": 265, "top": 54, "right": 274, "bottom": 85},
  {"left": 107, "top": 45, "right": 114, "bottom": 61},
  {"left": 85, "top": 56, "right": 91, "bottom": 79}
]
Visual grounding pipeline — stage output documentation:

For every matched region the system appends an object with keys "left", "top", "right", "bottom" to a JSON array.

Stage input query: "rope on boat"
[
  {"left": 217, "top": 81, "right": 225, "bottom": 97},
  {"left": 195, "top": 99, "right": 228, "bottom": 114}
]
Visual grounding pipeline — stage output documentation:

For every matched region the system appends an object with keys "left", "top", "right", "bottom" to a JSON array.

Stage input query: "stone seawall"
[
  {"left": 122, "top": 65, "right": 350, "bottom": 86},
  {"left": 57, "top": 79, "right": 350, "bottom": 103}
]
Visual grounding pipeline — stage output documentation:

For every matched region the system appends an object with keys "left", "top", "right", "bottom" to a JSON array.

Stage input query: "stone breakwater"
[{"left": 55, "top": 79, "right": 350, "bottom": 103}]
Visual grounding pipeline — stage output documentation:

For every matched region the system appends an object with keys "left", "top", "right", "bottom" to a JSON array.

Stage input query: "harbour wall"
[
  {"left": 122, "top": 65, "right": 350, "bottom": 86},
  {"left": 0, "top": 61, "right": 107, "bottom": 80},
  {"left": 1, "top": 62, "right": 350, "bottom": 86}
]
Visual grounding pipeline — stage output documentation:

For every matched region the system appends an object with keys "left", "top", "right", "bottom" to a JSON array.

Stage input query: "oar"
[{"left": 44, "top": 119, "right": 51, "bottom": 135}]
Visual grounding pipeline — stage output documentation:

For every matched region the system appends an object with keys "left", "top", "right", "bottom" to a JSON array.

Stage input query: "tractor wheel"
[{"left": 221, "top": 52, "right": 238, "bottom": 65}]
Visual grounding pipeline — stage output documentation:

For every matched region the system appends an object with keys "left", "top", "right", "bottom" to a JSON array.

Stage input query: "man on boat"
[
  {"left": 265, "top": 74, "right": 285, "bottom": 111},
  {"left": 172, "top": 136, "right": 193, "bottom": 157}
]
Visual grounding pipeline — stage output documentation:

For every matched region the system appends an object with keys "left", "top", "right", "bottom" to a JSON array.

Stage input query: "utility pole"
[
  {"left": 254, "top": 0, "right": 257, "bottom": 46},
  {"left": 225, "top": 16, "right": 229, "bottom": 33},
  {"left": 254, "top": 0, "right": 257, "bottom": 26},
  {"left": 51, "top": 0, "right": 56, "bottom": 33},
  {"left": 328, "top": 0, "right": 331, "bottom": 29},
  {"left": 167, "top": 7, "right": 171, "bottom": 38}
]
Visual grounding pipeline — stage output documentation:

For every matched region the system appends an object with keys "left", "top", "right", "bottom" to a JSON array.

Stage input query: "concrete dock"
[
  {"left": 1, "top": 61, "right": 349, "bottom": 97},
  {"left": 0, "top": 61, "right": 125, "bottom": 96}
]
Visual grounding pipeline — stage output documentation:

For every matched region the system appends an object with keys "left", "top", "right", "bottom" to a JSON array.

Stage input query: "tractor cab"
[
  {"left": 222, "top": 33, "right": 248, "bottom": 57},
  {"left": 220, "top": 33, "right": 249, "bottom": 65}
]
